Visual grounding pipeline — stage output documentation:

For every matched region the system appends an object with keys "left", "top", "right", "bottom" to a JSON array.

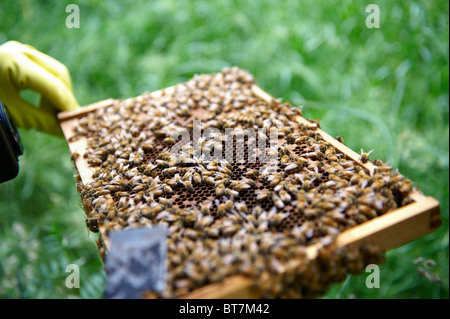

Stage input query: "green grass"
[{"left": 0, "top": 0, "right": 448, "bottom": 299}]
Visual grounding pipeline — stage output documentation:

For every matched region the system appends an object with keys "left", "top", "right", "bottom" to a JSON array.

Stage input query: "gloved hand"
[{"left": 0, "top": 41, "right": 79, "bottom": 136}]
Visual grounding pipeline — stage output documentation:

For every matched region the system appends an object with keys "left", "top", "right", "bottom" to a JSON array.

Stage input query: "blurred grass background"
[{"left": 0, "top": 0, "right": 448, "bottom": 299}]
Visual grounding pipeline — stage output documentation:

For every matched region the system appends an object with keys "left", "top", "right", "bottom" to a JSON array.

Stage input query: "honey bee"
[
  {"left": 133, "top": 191, "right": 145, "bottom": 203},
  {"left": 163, "top": 184, "right": 173, "bottom": 194},
  {"left": 242, "top": 222, "right": 255, "bottom": 234},
  {"left": 315, "top": 151, "right": 325, "bottom": 160},
  {"left": 240, "top": 178, "right": 256, "bottom": 187},
  {"left": 243, "top": 213, "right": 257, "bottom": 225},
  {"left": 70, "top": 151, "right": 80, "bottom": 161},
  {"left": 200, "top": 202, "right": 212, "bottom": 215},
  {"left": 284, "top": 182, "right": 298, "bottom": 194},
  {"left": 235, "top": 201, "right": 248, "bottom": 213},
  {"left": 268, "top": 172, "right": 284, "bottom": 187},
  {"left": 181, "top": 155, "right": 198, "bottom": 166},
  {"left": 165, "top": 177, "right": 177, "bottom": 188},
  {"left": 402, "top": 196, "right": 414, "bottom": 206},
  {"left": 219, "top": 165, "right": 232, "bottom": 175},
  {"left": 117, "top": 196, "right": 129, "bottom": 209},
  {"left": 335, "top": 179, "right": 349, "bottom": 189},
  {"left": 300, "top": 177, "right": 316, "bottom": 191},
  {"left": 215, "top": 174, "right": 229, "bottom": 184},
  {"left": 162, "top": 167, "right": 177, "bottom": 177},
  {"left": 271, "top": 193, "right": 285, "bottom": 209},
  {"left": 358, "top": 204, "right": 377, "bottom": 218},
  {"left": 271, "top": 212, "right": 290, "bottom": 226},
  {"left": 325, "top": 152, "right": 338, "bottom": 162},
  {"left": 372, "top": 158, "right": 384, "bottom": 166},
  {"left": 222, "top": 224, "right": 240, "bottom": 237},
  {"left": 119, "top": 151, "right": 131, "bottom": 160},
  {"left": 86, "top": 217, "right": 99, "bottom": 233},
  {"left": 370, "top": 179, "right": 385, "bottom": 191},
  {"left": 206, "top": 162, "right": 219, "bottom": 172},
  {"left": 156, "top": 159, "right": 170, "bottom": 168},
  {"left": 87, "top": 157, "right": 103, "bottom": 166},
  {"left": 399, "top": 180, "right": 412, "bottom": 195},
  {"left": 219, "top": 159, "right": 232, "bottom": 169},
  {"left": 279, "top": 145, "right": 291, "bottom": 156},
  {"left": 310, "top": 119, "right": 320, "bottom": 129},
  {"left": 303, "top": 208, "right": 318, "bottom": 218},
  {"left": 215, "top": 183, "right": 226, "bottom": 197},
  {"left": 278, "top": 189, "right": 292, "bottom": 203},
  {"left": 322, "top": 180, "right": 337, "bottom": 189},
  {"left": 225, "top": 188, "right": 239, "bottom": 198},
  {"left": 225, "top": 199, "right": 234, "bottom": 212},
  {"left": 245, "top": 169, "right": 259, "bottom": 178},
  {"left": 155, "top": 210, "right": 171, "bottom": 221},
  {"left": 206, "top": 227, "right": 219, "bottom": 238},
  {"left": 176, "top": 104, "right": 191, "bottom": 117},
  {"left": 164, "top": 213, "right": 179, "bottom": 223},
  {"left": 132, "top": 184, "right": 146, "bottom": 192},
  {"left": 294, "top": 136, "right": 309, "bottom": 145},
  {"left": 130, "top": 152, "right": 143, "bottom": 165},
  {"left": 256, "top": 221, "right": 269, "bottom": 233},
  {"left": 183, "top": 180, "right": 194, "bottom": 193},
  {"left": 193, "top": 173, "right": 203, "bottom": 185},
  {"left": 359, "top": 148, "right": 374, "bottom": 164},
  {"left": 233, "top": 182, "right": 251, "bottom": 192},
  {"left": 256, "top": 190, "right": 272, "bottom": 202},
  {"left": 195, "top": 215, "right": 214, "bottom": 228},
  {"left": 354, "top": 214, "right": 368, "bottom": 224},
  {"left": 151, "top": 186, "right": 164, "bottom": 197},
  {"left": 141, "top": 141, "right": 154, "bottom": 152},
  {"left": 183, "top": 228, "right": 201, "bottom": 240},
  {"left": 280, "top": 155, "right": 290, "bottom": 165},
  {"left": 284, "top": 163, "right": 299, "bottom": 173},
  {"left": 204, "top": 176, "right": 215, "bottom": 186},
  {"left": 375, "top": 165, "right": 393, "bottom": 174},
  {"left": 158, "top": 197, "right": 173, "bottom": 207},
  {"left": 217, "top": 203, "right": 227, "bottom": 217}
]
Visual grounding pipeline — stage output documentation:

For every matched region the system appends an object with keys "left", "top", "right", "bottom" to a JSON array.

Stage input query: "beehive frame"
[{"left": 58, "top": 83, "right": 441, "bottom": 299}]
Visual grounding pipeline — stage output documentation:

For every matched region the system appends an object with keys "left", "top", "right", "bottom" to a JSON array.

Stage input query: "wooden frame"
[{"left": 58, "top": 84, "right": 441, "bottom": 299}]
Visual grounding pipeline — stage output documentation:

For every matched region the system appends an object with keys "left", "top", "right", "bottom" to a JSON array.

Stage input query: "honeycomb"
[{"left": 70, "top": 67, "right": 415, "bottom": 298}]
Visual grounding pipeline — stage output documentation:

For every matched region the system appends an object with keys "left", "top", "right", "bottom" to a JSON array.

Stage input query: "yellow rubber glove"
[{"left": 0, "top": 41, "right": 79, "bottom": 136}]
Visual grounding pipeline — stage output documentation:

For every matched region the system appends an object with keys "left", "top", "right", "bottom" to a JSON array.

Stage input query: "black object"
[{"left": 0, "top": 102, "right": 23, "bottom": 183}]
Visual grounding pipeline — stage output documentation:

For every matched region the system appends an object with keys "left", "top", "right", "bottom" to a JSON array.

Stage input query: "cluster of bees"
[{"left": 71, "top": 67, "right": 414, "bottom": 298}]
